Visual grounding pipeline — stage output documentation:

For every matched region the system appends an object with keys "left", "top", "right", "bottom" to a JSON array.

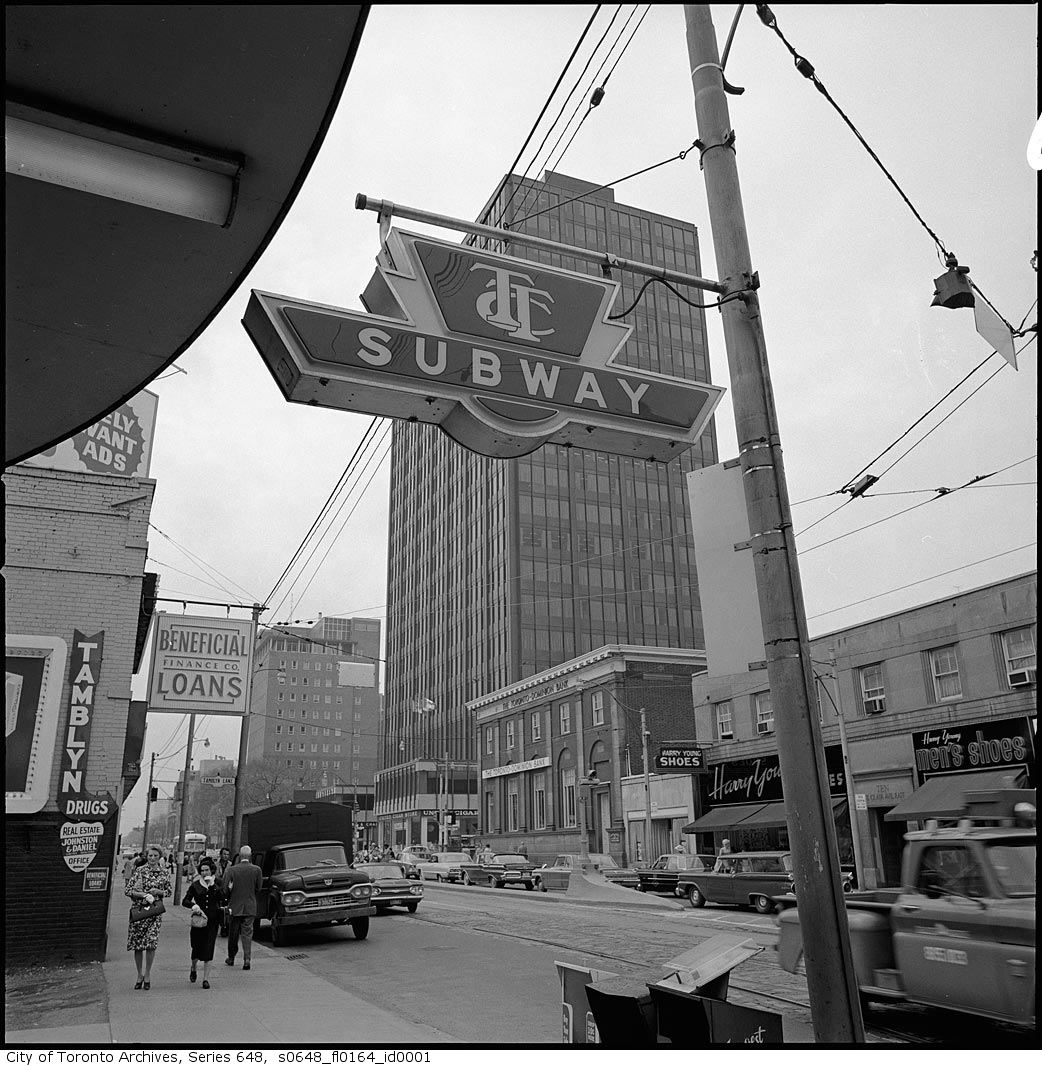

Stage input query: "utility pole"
[
  {"left": 173, "top": 712, "right": 196, "bottom": 904},
  {"left": 684, "top": 5, "right": 864, "bottom": 1041},
  {"left": 231, "top": 603, "right": 263, "bottom": 858},
  {"left": 640, "top": 707, "right": 652, "bottom": 865},
  {"left": 141, "top": 751, "right": 157, "bottom": 850}
]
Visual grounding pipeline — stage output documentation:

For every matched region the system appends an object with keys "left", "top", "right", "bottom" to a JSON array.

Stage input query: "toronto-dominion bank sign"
[{"left": 244, "top": 229, "right": 724, "bottom": 460}]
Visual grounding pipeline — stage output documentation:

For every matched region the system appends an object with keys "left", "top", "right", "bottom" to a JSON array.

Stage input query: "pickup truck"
[
  {"left": 459, "top": 853, "right": 536, "bottom": 889},
  {"left": 777, "top": 788, "right": 1035, "bottom": 1026},
  {"left": 236, "top": 801, "right": 376, "bottom": 947}
]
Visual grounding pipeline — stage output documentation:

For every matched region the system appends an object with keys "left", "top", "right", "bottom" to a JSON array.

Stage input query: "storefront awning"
[
  {"left": 735, "top": 797, "right": 847, "bottom": 828},
  {"left": 884, "top": 768, "right": 1024, "bottom": 822},
  {"left": 681, "top": 803, "right": 767, "bottom": 833}
]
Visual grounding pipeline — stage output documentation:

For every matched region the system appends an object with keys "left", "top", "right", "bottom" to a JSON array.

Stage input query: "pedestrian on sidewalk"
[
  {"left": 222, "top": 845, "right": 262, "bottom": 971},
  {"left": 182, "top": 855, "right": 224, "bottom": 988},
  {"left": 125, "top": 844, "right": 172, "bottom": 990}
]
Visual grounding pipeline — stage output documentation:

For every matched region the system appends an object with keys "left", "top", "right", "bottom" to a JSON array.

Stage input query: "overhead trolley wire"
[
  {"left": 472, "top": 4, "right": 604, "bottom": 243},
  {"left": 265, "top": 417, "right": 382, "bottom": 607},
  {"left": 755, "top": 3, "right": 1024, "bottom": 338}
]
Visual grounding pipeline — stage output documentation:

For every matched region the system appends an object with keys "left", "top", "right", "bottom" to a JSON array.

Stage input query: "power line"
[
  {"left": 265, "top": 417, "right": 382, "bottom": 607},
  {"left": 473, "top": 4, "right": 603, "bottom": 238},
  {"left": 149, "top": 523, "right": 259, "bottom": 603},
  {"left": 755, "top": 3, "right": 1021, "bottom": 337},
  {"left": 805, "top": 543, "right": 1038, "bottom": 623}
]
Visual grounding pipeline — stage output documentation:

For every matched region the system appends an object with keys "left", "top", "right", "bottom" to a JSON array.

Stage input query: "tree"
[{"left": 241, "top": 757, "right": 323, "bottom": 809}]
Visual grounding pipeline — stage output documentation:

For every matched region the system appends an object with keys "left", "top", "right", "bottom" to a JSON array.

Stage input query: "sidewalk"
[{"left": 5, "top": 878, "right": 455, "bottom": 1046}]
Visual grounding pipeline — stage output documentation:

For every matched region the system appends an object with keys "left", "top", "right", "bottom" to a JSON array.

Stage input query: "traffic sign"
[
  {"left": 655, "top": 744, "right": 706, "bottom": 772},
  {"left": 244, "top": 228, "right": 724, "bottom": 460}
]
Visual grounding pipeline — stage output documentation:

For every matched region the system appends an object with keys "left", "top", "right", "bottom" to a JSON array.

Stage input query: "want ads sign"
[{"left": 147, "top": 613, "right": 255, "bottom": 715}]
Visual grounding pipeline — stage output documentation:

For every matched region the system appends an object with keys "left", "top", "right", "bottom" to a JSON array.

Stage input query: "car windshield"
[
  {"left": 435, "top": 853, "right": 468, "bottom": 862},
  {"left": 494, "top": 855, "right": 527, "bottom": 864},
  {"left": 356, "top": 864, "right": 403, "bottom": 879},
  {"left": 280, "top": 845, "right": 347, "bottom": 870},
  {"left": 986, "top": 841, "right": 1036, "bottom": 897},
  {"left": 677, "top": 854, "right": 704, "bottom": 870}
]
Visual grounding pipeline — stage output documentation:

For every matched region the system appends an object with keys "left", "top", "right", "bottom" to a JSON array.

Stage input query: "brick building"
[
  {"left": 468, "top": 645, "right": 706, "bottom": 866},
  {"left": 5, "top": 464, "right": 157, "bottom": 963},
  {"left": 687, "top": 572, "right": 1037, "bottom": 888}
]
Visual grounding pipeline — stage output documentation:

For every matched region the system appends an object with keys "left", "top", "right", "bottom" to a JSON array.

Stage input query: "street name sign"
[
  {"left": 655, "top": 743, "right": 706, "bottom": 772},
  {"left": 244, "top": 228, "right": 724, "bottom": 460}
]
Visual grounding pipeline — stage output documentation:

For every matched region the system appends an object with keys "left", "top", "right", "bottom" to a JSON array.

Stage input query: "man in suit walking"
[{"left": 223, "top": 845, "right": 262, "bottom": 970}]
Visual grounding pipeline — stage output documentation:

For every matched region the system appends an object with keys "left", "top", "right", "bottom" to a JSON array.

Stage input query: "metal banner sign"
[
  {"left": 243, "top": 229, "right": 725, "bottom": 460},
  {"left": 655, "top": 743, "right": 706, "bottom": 771},
  {"left": 147, "top": 613, "right": 254, "bottom": 716}
]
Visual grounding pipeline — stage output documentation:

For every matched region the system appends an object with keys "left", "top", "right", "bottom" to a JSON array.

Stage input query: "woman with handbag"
[
  {"left": 182, "top": 855, "right": 223, "bottom": 988},
  {"left": 125, "top": 844, "right": 171, "bottom": 989}
]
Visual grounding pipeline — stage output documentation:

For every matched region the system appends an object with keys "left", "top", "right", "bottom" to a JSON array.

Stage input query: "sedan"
[
  {"left": 416, "top": 851, "right": 471, "bottom": 883},
  {"left": 636, "top": 853, "right": 710, "bottom": 895},
  {"left": 534, "top": 853, "right": 640, "bottom": 891},
  {"left": 354, "top": 862, "right": 424, "bottom": 914}
]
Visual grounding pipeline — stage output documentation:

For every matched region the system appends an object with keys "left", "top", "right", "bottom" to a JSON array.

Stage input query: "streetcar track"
[{"left": 414, "top": 906, "right": 936, "bottom": 1044}]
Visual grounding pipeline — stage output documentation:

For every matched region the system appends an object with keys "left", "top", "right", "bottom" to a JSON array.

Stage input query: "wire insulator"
[{"left": 590, "top": 86, "right": 605, "bottom": 108}]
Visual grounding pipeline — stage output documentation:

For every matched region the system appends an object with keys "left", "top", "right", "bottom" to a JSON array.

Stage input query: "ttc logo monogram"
[{"left": 470, "top": 262, "right": 556, "bottom": 344}]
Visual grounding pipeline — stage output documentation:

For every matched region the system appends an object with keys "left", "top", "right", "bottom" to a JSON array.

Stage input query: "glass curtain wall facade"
[{"left": 377, "top": 171, "right": 718, "bottom": 846}]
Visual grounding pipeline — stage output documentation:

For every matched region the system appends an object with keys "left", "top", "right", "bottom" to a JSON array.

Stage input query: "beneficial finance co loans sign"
[{"left": 244, "top": 228, "right": 724, "bottom": 460}]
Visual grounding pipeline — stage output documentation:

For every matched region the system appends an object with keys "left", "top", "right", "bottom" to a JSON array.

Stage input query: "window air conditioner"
[
  {"left": 1008, "top": 668, "right": 1036, "bottom": 688},
  {"left": 864, "top": 697, "right": 886, "bottom": 715}
]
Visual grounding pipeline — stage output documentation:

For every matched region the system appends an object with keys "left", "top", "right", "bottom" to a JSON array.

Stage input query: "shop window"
[
  {"left": 929, "top": 646, "right": 962, "bottom": 701},
  {"left": 508, "top": 781, "right": 519, "bottom": 832},
  {"left": 754, "top": 692, "right": 773, "bottom": 734},
  {"left": 592, "top": 691, "right": 605, "bottom": 726},
  {"left": 715, "top": 701, "right": 733, "bottom": 740},
  {"left": 485, "top": 792, "right": 495, "bottom": 834},
  {"left": 533, "top": 776, "right": 547, "bottom": 830},
  {"left": 1002, "top": 626, "right": 1036, "bottom": 687},
  {"left": 859, "top": 663, "right": 886, "bottom": 715},
  {"left": 561, "top": 767, "right": 576, "bottom": 827}
]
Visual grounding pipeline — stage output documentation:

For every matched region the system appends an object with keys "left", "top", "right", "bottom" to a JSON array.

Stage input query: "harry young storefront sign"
[
  {"left": 243, "top": 227, "right": 725, "bottom": 460},
  {"left": 700, "top": 746, "right": 847, "bottom": 810}
]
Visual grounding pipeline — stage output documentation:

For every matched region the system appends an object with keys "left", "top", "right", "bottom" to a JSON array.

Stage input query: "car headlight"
[
  {"left": 411, "top": 885, "right": 423, "bottom": 895},
  {"left": 281, "top": 891, "right": 306, "bottom": 907},
  {"left": 349, "top": 883, "right": 372, "bottom": 899}
]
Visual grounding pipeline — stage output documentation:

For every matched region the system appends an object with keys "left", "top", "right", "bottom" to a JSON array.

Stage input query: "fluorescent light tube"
[{"left": 6, "top": 111, "right": 240, "bottom": 226}]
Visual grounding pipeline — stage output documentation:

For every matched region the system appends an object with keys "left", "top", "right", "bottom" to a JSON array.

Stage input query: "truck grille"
[{"left": 299, "top": 892, "right": 363, "bottom": 909}]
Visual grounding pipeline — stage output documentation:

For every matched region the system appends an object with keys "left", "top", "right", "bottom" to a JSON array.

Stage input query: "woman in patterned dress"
[{"left": 125, "top": 844, "right": 172, "bottom": 989}]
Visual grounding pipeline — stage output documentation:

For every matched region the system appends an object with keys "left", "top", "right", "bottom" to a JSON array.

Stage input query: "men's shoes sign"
[{"left": 244, "top": 230, "right": 724, "bottom": 460}]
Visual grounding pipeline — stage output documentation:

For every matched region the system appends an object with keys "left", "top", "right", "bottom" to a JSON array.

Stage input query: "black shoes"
[
  {"left": 190, "top": 969, "right": 197, "bottom": 983},
  {"left": 134, "top": 979, "right": 144, "bottom": 990},
  {"left": 225, "top": 957, "right": 234, "bottom": 966},
  {"left": 243, "top": 962, "right": 251, "bottom": 971},
  {"left": 202, "top": 980, "right": 211, "bottom": 989}
]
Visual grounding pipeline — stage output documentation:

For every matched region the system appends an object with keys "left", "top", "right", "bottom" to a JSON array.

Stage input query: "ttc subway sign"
[
  {"left": 655, "top": 743, "right": 706, "bottom": 772},
  {"left": 243, "top": 229, "right": 724, "bottom": 459}
]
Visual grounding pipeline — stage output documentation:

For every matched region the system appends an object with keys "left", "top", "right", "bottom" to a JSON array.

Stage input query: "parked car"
[
  {"left": 354, "top": 861, "right": 424, "bottom": 914},
  {"left": 533, "top": 853, "right": 641, "bottom": 892},
  {"left": 636, "top": 853, "right": 711, "bottom": 895},
  {"left": 678, "top": 850, "right": 797, "bottom": 914},
  {"left": 400, "top": 845, "right": 436, "bottom": 862},
  {"left": 459, "top": 853, "right": 536, "bottom": 889},
  {"left": 395, "top": 854, "right": 423, "bottom": 880},
  {"left": 416, "top": 851, "right": 470, "bottom": 882}
]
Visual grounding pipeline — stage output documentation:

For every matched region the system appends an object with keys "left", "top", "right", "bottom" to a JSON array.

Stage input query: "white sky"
[{"left": 124, "top": 5, "right": 1037, "bottom": 828}]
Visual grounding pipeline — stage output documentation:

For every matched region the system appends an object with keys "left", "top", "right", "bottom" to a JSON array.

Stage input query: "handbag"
[
  {"left": 130, "top": 899, "right": 166, "bottom": 922},
  {"left": 190, "top": 911, "right": 208, "bottom": 929}
]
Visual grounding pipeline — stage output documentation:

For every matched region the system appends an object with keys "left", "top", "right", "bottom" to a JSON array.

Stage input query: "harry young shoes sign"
[{"left": 243, "top": 229, "right": 724, "bottom": 460}]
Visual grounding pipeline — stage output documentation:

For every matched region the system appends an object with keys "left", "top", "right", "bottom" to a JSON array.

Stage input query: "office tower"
[
  {"left": 248, "top": 616, "right": 382, "bottom": 796},
  {"left": 376, "top": 171, "right": 718, "bottom": 848}
]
